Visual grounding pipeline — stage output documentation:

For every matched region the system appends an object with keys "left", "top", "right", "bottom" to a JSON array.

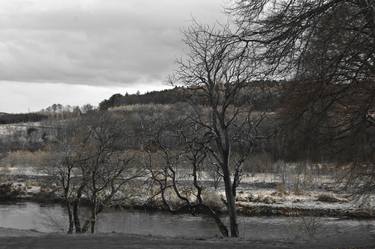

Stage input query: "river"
[{"left": 0, "top": 202, "right": 374, "bottom": 245}]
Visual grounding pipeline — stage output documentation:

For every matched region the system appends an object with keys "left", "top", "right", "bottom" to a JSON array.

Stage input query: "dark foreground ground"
[{"left": 0, "top": 229, "right": 374, "bottom": 249}]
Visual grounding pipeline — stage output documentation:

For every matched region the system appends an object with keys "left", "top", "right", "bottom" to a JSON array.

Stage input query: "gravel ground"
[{"left": 0, "top": 228, "right": 374, "bottom": 249}]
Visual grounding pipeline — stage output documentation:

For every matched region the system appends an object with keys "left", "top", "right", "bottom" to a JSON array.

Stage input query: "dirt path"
[{"left": 0, "top": 232, "right": 374, "bottom": 249}]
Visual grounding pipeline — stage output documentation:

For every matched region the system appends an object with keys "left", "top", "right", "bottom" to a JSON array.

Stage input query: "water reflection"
[{"left": 0, "top": 202, "right": 374, "bottom": 244}]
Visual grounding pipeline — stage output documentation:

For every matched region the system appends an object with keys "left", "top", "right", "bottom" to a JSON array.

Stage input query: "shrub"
[{"left": 317, "top": 193, "right": 348, "bottom": 203}]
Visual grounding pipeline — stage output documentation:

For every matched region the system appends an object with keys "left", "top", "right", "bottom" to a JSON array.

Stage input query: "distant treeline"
[
  {"left": 99, "top": 87, "right": 187, "bottom": 110},
  {"left": 99, "top": 82, "right": 282, "bottom": 111},
  {"left": 0, "top": 113, "right": 48, "bottom": 124}
]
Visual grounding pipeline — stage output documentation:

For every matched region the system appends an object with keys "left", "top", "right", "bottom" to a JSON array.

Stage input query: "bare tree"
[
  {"left": 47, "top": 120, "right": 86, "bottom": 234},
  {"left": 146, "top": 117, "right": 230, "bottom": 236},
  {"left": 231, "top": 0, "right": 375, "bottom": 195},
  {"left": 231, "top": 0, "right": 375, "bottom": 78},
  {"left": 48, "top": 112, "right": 144, "bottom": 234},
  {"left": 170, "top": 23, "right": 266, "bottom": 237}
]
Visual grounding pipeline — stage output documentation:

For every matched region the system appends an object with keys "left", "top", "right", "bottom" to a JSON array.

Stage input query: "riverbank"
[
  {"left": 1, "top": 174, "right": 375, "bottom": 219},
  {"left": 0, "top": 227, "right": 373, "bottom": 249},
  {"left": 3, "top": 195, "right": 375, "bottom": 220}
]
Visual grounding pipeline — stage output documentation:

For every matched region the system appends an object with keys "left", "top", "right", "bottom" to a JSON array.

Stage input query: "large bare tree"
[
  {"left": 171, "top": 23, "right": 266, "bottom": 237},
  {"left": 231, "top": 0, "right": 375, "bottom": 195}
]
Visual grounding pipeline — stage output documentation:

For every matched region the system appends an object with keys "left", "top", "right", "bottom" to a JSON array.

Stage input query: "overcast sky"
[{"left": 0, "top": 0, "right": 228, "bottom": 113}]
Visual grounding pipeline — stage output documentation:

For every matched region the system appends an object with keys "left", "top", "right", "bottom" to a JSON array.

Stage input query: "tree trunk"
[
  {"left": 222, "top": 157, "right": 239, "bottom": 237},
  {"left": 82, "top": 202, "right": 103, "bottom": 234},
  {"left": 90, "top": 206, "right": 96, "bottom": 234},
  {"left": 66, "top": 202, "right": 73, "bottom": 234},
  {"left": 213, "top": 215, "right": 229, "bottom": 237},
  {"left": 81, "top": 220, "right": 90, "bottom": 233},
  {"left": 205, "top": 206, "right": 229, "bottom": 237},
  {"left": 73, "top": 200, "right": 82, "bottom": 233},
  {"left": 73, "top": 185, "right": 85, "bottom": 233}
]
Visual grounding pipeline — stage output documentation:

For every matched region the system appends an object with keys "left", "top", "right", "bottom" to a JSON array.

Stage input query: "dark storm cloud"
[{"left": 0, "top": 0, "right": 227, "bottom": 86}]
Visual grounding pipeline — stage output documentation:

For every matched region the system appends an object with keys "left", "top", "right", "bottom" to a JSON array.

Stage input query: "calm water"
[{"left": 0, "top": 202, "right": 374, "bottom": 243}]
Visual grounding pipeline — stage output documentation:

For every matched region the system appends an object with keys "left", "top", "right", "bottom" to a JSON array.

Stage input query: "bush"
[
  {"left": 0, "top": 183, "right": 21, "bottom": 200},
  {"left": 317, "top": 193, "right": 348, "bottom": 203},
  {"left": 202, "top": 191, "right": 225, "bottom": 210}
]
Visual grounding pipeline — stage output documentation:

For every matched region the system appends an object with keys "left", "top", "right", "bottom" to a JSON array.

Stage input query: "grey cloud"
[{"left": 0, "top": 0, "right": 227, "bottom": 86}]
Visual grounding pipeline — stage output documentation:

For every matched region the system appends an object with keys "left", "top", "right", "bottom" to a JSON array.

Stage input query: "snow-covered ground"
[
  {"left": 0, "top": 122, "right": 42, "bottom": 136},
  {"left": 0, "top": 166, "right": 47, "bottom": 176},
  {"left": 1, "top": 164, "right": 374, "bottom": 218}
]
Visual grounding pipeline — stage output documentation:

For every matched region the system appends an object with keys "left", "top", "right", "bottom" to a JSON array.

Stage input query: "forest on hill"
[
  {"left": 0, "top": 113, "right": 47, "bottom": 125},
  {"left": 98, "top": 81, "right": 282, "bottom": 111}
]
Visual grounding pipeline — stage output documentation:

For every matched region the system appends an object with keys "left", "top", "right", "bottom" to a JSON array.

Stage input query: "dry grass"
[
  {"left": 109, "top": 104, "right": 173, "bottom": 113},
  {"left": 0, "top": 150, "right": 49, "bottom": 168}
]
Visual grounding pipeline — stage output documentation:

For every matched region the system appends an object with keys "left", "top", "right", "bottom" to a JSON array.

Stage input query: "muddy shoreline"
[
  {"left": 2, "top": 174, "right": 375, "bottom": 219},
  {"left": 1, "top": 196, "right": 375, "bottom": 220},
  {"left": 0, "top": 228, "right": 374, "bottom": 249}
]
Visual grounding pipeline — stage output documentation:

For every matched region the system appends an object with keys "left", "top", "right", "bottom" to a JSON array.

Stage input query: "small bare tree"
[
  {"left": 48, "top": 112, "right": 144, "bottom": 234},
  {"left": 47, "top": 120, "right": 86, "bottom": 234}
]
